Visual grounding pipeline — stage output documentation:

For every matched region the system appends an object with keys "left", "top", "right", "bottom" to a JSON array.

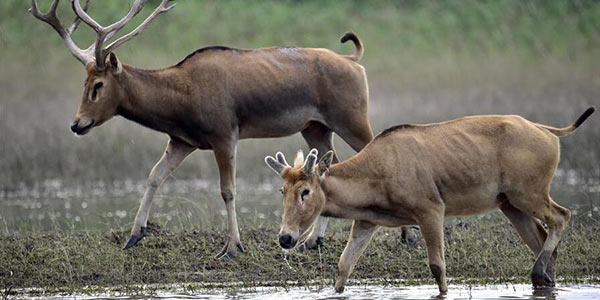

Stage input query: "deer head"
[
  {"left": 30, "top": 0, "right": 175, "bottom": 135},
  {"left": 265, "top": 149, "right": 334, "bottom": 249}
]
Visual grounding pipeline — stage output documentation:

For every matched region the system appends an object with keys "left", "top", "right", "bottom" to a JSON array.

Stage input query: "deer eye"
[
  {"left": 91, "top": 81, "right": 103, "bottom": 102},
  {"left": 300, "top": 189, "right": 310, "bottom": 201}
]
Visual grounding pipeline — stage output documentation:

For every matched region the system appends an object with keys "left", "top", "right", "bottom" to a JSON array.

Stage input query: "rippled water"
[{"left": 26, "top": 284, "right": 600, "bottom": 300}]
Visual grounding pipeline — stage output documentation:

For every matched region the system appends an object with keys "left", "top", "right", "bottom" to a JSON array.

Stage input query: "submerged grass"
[{"left": 1, "top": 216, "right": 599, "bottom": 297}]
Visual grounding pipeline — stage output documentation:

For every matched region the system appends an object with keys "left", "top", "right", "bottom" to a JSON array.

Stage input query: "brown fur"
[
  {"left": 266, "top": 108, "right": 594, "bottom": 293},
  {"left": 68, "top": 32, "right": 383, "bottom": 256},
  {"left": 33, "top": 0, "right": 419, "bottom": 254},
  {"left": 75, "top": 44, "right": 369, "bottom": 143}
]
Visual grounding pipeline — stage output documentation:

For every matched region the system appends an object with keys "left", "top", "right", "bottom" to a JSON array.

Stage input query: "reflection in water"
[
  {"left": 27, "top": 284, "right": 599, "bottom": 300},
  {"left": 531, "top": 287, "right": 557, "bottom": 300}
]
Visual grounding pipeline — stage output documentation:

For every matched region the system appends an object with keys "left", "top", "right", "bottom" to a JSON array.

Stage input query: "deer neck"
[
  {"left": 320, "top": 160, "right": 372, "bottom": 219},
  {"left": 319, "top": 157, "right": 407, "bottom": 227},
  {"left": 116, "top": 65, "right": 192, "bottom": 135}
]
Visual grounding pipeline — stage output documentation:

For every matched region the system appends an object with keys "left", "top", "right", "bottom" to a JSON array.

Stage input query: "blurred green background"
[{"left": 1, "top": 0, "right": 599, "bottom": 188}]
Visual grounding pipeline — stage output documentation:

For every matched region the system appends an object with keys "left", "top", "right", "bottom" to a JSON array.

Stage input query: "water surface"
[{"left": 29, "top": 284, "right": 600, "bottom": 300}]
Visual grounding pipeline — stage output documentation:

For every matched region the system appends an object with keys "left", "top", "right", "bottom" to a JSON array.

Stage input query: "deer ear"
[
  {"left": 318, "top": 151, "right": 334, "bottom": 175},
  {"left": 107, "top": 53, "right": 122, "bottom": 74}
]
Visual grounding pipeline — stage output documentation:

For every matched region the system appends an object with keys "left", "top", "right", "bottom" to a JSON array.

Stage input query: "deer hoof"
[
  {"left": 532, "top": 271, "right": 555, "bottom": 288},
  {"left": 298, "top": 236, "right": 324, "bottom": 251},
  {"left": 401, "top": 228, "right": 418, "bottom": 247},
  {"left": 236, "top": 243, "right": 245, "bottom": 253},
  {"left": 215, "top": 242, "right": 245, "bottom": 259},
  {"left": 123, "top": 226, "right": 147, "bottom": 250},
  {"left": 219, "top": 251, "right": 237, "bottom": 259},
  {"left": 544, "top": 273, "right": 555, "bottom": 287}
]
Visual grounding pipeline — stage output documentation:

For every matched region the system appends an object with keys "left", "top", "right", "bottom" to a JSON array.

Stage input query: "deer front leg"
[
  {"left": 334, "top": 220, "right": 378, "bottom": 293},
  {"left": 213, "top": 145, "right": 244, "bottom": 259},
  {"left": 124, "top": 138, "right": 195, "bottom": 249},
  {"left": 299, "top": 216, "right": 329, "bottom": 250},
  {"left": 419, "top": 212, "right": 447, "bottom": 294}
]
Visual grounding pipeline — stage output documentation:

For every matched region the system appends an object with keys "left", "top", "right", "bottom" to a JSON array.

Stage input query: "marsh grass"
[
  {"left": 1, "top": 216, "right": 599, "bottom": 297},
  {"left": 0, "top": 181, "right": 598, "bottom": 296}
]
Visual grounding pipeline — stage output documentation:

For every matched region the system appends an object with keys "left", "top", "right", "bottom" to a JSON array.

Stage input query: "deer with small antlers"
[
  {"left": 30, "top": 0, "right": 417, "bottom": 257},
  {"left": 266, "top": 108, "right": 594, "bottom": 293}
]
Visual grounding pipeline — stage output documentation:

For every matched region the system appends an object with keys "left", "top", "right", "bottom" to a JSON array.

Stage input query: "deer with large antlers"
[
  {"left": 30, "top": 0, "right": 417, "bottom": 257},
  {"left": 266, "top": 108, "right": 594, "bottom": 293}
]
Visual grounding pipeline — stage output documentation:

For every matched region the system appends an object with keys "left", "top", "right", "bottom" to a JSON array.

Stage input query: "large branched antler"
[
  {"left": 71, "top": 0, "right": 176, "bottom": 70},
  {"left": 30, "top": 0, "right": 93, "bottom": 65},
  {"left": 30, "top": 0, "right": 176, "bottom": 70},
  {"left": 87, "top": 0, "right": 176, "bottom": 64}
]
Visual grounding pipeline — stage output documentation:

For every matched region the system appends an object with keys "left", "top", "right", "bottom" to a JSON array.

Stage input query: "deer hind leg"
[
  {"left": 214, "top": 144, "right": 244, "bottom": 259},
  {"left": 500, "top": 200, "right": 558, "bottom": 284},
  {"left": 328, "top": 113, "right": 373, "bottom": 154},
  {"left": 299, "top": 122, "right": 337, "bottom": 250},
  {"left": 334, "top": 220, "right": 378, "bottom": 293},
  {"left": 124, "top": 138, "right": 195, "bottom": 249},
  {"left": 506, "top": 192, "right": 570, "bottom": 288},
  {"left": 532, "top": 198, "right": 569, "bottom": 288}
]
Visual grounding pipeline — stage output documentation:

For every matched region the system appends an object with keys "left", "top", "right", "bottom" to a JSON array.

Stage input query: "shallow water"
[
  {"left": 29, "top": 284, "right": 600, "bottom": 300},
  {"left": 0, "top": 179, "right": 280, "bottom": 233}
]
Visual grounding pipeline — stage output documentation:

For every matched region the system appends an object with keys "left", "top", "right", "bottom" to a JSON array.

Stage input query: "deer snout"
[
  {"left": 70, "top": 118, "right": 95, "bottom": 135},
  {"left": 278, "top": 233, "right": 298, "bottom": 249},
  {"left": 70, "top": 119, "right": 79, "bottom": 131}
]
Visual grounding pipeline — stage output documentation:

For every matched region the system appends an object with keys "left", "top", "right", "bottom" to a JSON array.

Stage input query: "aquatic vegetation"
[{"left": 1, "top": 210, "right": 599, "bottom": 296}]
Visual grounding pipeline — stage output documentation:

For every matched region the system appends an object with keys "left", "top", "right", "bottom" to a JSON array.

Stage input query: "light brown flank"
[{"left": 266, "top": 107, "right": 595, "bottom": 293}]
